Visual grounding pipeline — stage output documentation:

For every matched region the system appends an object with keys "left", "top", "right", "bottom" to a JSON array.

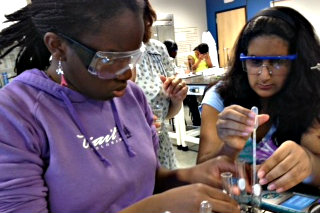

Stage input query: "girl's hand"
[
  {"left": 160, "top": 75, "right": 188, "bottom": 103},
  {"left": 216, "top": 105, "right": 269, "bottom": 151},
  {"left": 187, "top": 155, "right": 237, "bottom": 188},
  {"left": 159, "top": 156, "right": 240, "bottom": 213},
  {"left": 198, "top": 54, "right": 206, "bottom": 60},
  {"left": 258, "top": 141, "right": 312, "bottom": 192},
  {"left": 152, "top": 114, "right": 161, "bottom": 129},
  {"left": 156, "top": 183, "right": 240, "bottom": 213}
]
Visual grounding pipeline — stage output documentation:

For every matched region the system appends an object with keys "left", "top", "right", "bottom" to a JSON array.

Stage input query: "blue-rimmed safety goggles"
[{"left": 240, "top": 53, "right": 297, "bottom": 75}]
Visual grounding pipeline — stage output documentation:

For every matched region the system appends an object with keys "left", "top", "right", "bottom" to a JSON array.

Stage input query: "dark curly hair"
[
  {"left": 0, "top": 0, "right": 144, "bottom": 75},
  {"left": 193, "top": 43, "right": 209, "bottom": 54},
  {"left": 213, "top": 6, "right": 320, "bottom": 146},
  {"left": 163, "top": 39, "right": 178, "bottom": 58}
]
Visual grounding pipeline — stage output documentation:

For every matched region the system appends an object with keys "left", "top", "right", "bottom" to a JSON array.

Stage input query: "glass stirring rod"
[
  {"left": 251, "top": 106, "right": 258, "bottom": 187},
  {"left": 251, "top": 106, "right": 262, "bottom": 209}
]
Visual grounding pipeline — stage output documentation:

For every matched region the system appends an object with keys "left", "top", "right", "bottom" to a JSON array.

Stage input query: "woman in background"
[{"left": 133, "top": 0, "right": 188, "bottom": 169}]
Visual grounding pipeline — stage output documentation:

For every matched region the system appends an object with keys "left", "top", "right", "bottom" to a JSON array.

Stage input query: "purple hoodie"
[{"left": 0, "top": 69, "right": 159, "bottom": 213}]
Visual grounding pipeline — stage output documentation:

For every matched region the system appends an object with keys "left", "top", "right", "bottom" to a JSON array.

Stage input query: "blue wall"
[{"left": 206, "top": 0, "right": 271, "bottom": 41}]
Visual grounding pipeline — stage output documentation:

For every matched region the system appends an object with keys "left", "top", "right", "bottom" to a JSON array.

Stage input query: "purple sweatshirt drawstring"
[
  {"left": 110, "top": 99, "right": 136, "bottom": 157},
  {"left": 59, "top": 89, "right": 112, "bottom": 167}
]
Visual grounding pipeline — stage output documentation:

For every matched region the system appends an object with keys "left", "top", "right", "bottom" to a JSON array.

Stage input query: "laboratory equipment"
[
  {"left": 251, "top": 106, "right": 262, "bottom": 210},
  {"left": 261, "top": 191, "right": 320, "bottom": 213},
  {"left": 199, "top": 200, "right": 212, "bottom": 213},
  {"left": 221, "top": 172, "right": 233, "bottom": 197}
]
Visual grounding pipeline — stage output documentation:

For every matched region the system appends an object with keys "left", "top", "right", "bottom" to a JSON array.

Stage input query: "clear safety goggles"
[
  {"left": 240, "top": 53, "right": 297, "bottom": 75},
  {"left": 59, "top": 33, "right": 142, "bottom": 79}
]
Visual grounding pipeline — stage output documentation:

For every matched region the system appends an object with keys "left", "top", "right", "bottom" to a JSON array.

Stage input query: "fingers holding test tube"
[{"left": 156, "top": 184, "right": 240, "bottom": 213}]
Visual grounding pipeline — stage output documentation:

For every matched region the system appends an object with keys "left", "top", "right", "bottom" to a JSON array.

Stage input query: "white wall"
[
  {"left": 150, "top": 0, "right": 208, "bottom": 42},
  {"left": 0, "top": 0, "right": 208, "bottom": 72},
  {"left": 150, "top": 0, "right": 208, "bottom": 66},
  {"left": 0, "top": 0, "right": 27, "bottom": 30},
  {"left": 0, "top": 0, "right": 27, "bottom": 77},
  {"left": 272, "top": 0, "right": 320, "bottom": 37}
]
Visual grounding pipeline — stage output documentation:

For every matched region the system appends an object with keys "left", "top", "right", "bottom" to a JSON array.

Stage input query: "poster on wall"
[{"left": 174, "top": 27, "right": 199, "bottom": 67}]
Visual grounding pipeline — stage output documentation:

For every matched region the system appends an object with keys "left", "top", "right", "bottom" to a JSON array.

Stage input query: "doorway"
[{"left": 216, "top": 7, "right": 246, "bottom": 68}]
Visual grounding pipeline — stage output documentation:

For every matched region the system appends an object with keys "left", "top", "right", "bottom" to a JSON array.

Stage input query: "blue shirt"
[{"left": 201, "top": 84, "right": 277, "bottom": 164}]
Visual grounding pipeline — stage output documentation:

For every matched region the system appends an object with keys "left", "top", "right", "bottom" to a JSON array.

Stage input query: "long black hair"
[
  {"left": 0, "top": 0, "right": 144, "bottom": 75},
  {"left": 214, "top": 6, "right": 320, "bottom": 145}
]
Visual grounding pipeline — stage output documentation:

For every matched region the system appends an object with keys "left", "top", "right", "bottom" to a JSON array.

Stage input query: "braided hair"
[{"left": 0, "top": 0, "right": 144, "bottom": 75}]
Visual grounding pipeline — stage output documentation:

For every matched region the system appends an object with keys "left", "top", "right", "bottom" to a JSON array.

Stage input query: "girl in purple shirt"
[{"left": 0, "top": 0, "right": 240, "bottom": 212}]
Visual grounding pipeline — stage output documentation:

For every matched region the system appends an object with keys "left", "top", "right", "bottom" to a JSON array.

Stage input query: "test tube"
[
  {"left": 252, "top": 183, "right": 262, "bottom": 209},
  {"left": 152, "top": 104, "right": 163, "bottom": 134},
  {"left": 199, "top": 200, "right": 212, "bottom": 213},
  {"left": 221, "top": 172, "right": 233, "bottom": 197},
  {"left": 236, "top": 159, "right": 247, "bottom": 191},
  {"left": 235, "top": 160, "right": 252, "bottom": 211},
  {"left": 236, "top": 160, "right": 249, "bottom": 203}
]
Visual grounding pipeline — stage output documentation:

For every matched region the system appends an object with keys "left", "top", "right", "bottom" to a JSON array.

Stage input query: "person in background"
[
  {"left": 183, "top": 43, "right": 214, "bottom": 128},
  {"left": 0, "top": 0, "right": 241, "bottom": 212},
  {"left": 163, "top": 39, "right": 179, "bottom": 74},
  {"left": 132, "top": 0, "right": 187, "bottom": 169},
  {"left": 188, "top": 43, "right": 213, "bottom": 73},
  {"left": 198, "top": 6, "right": 320, "bottom": 193},
  {"left": 163, "top": 39, "right": 198, "bottom": 151},
  {"left": 163, "top": 39, "right": 178, "bottom": 60},
  {"left": 183, "top": 94, "right": 202, "bottom": 128}
]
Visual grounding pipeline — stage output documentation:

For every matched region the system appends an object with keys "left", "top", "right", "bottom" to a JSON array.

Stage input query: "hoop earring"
[{"left": 56, "top": 59, "right": 64, "bottom": 75}]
